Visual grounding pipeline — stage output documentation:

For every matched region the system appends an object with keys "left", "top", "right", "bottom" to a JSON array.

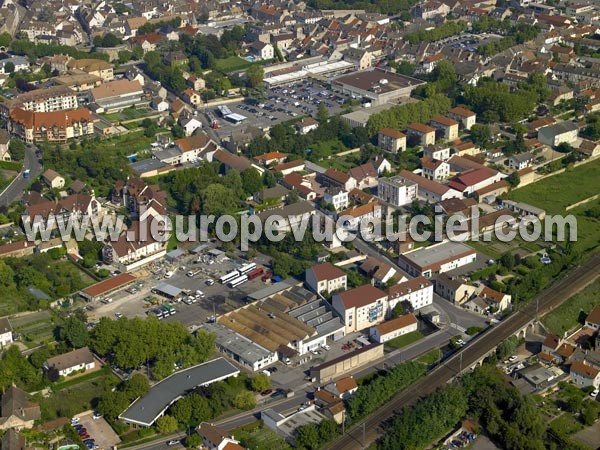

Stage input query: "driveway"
[{"left": 0, "top": 144, "right": 42, "bottom": 206}]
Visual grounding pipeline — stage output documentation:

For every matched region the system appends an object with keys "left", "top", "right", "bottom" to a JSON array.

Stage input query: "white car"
[
  {"left": 195, "top": 290, "right": 205, "bottom": 298},
  {"left": 262, "top": 369, "right": 271, "bottom": 377},
  {"left": 205, "top": 279, "right": 215, "bottom": 286},
  {"left": 164, "top": 271, "right": 174, "bottom": 279},
  {"left": 456, "top": 339, "right": 466, "bottom": 346},
  {"left": 508, "top": 355, "right": 518, "bottom": 362},
  {"left": 322, "top": 344, "right": 331, "bottom": 351},
  {"left": 115, "top": 312, "right": 123, "bottom": 319},
  {"left": 590, "top": 389, "right": 599, "bottom": 398}
]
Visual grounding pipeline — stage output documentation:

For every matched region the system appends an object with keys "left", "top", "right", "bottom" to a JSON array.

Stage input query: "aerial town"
[{"left": 0, "top": 0, "right": 598, "bottom": 449}]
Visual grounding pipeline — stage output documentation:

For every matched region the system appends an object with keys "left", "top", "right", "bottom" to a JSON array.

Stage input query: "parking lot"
[
  {"left": 435, "top": 33, "right": 503, "bottom": 53},
  {"left": 74, "top": 412, "right": 120, "bottom": 450},
  {"left": 87, "top": 251, "right": 272, "bottom": 329},
  {"left": 209, "top": 79, "right": 348, "bottom": 139}
]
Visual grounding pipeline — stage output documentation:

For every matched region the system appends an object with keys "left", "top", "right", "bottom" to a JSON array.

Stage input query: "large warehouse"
[
  {"left": 398, "top": 241, "right": 477, "bottom": 278},
  {"left": 332, "top": 68, "right": 426, "bottom": 105}
]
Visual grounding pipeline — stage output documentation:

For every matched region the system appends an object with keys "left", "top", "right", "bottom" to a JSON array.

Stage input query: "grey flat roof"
[
  {"left": 166, "top": 249, "right": 185, "bottom": 258},
  {"left": 154, "top": 282, "right": 183, "bottom": 297},
  {"left": 402, "top": 241, "right": 475, "bottom": 268},
  {"left": 119, "top": 358, "right": 239, "bottom": 426},
  {"left": 247, "top": 278, "right": 299, "bottom": 301},
  {"left": 129, "top": 158, "right": 169, "bottom": 173},
  {"left": 202, "top": 323, "right": 274, "bottom": 364}
]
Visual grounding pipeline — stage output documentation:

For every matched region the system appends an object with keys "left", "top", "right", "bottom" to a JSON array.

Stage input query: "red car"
[
  {"left": 261, "top": 389, "right": 273, "bottom": 396},
  {"left": 80, "top": 434, "right": 90, "bottom": 440},
  {"left": 77, "top": 429, "right": 87, "bottom": 435}
]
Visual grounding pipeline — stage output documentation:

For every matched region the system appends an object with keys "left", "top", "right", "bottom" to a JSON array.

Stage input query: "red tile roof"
[
  {"left": 336, "top": 285, "right": 387, "bottom": 309},
  {"left": 375, "top": 313, "right": 417, "bottom": 335},
  {"left": 308, "top": 262, "right": 346, "bottom": 282}
]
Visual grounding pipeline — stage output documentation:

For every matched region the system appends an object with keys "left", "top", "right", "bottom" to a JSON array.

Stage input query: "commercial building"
[
  {"left": 119, "top": 358, "right": 239, "bottom": 427},
  {"left": 332, "top": 285, "right": 388, "bottom": 333},
  {"left": 202, "top": 322, "right": 278, "bottom": 372},
  {"left": 332, "top": 68, "right": 425, "bottom": 106},
  {"left": 378, "top": 128, "right": 407, "bottom": 153},
  {"left": 79, "top": 273, "right": 137, "bottom": 301},
  {"left": 90, "top": 79, "right": 144, "bottom": 113},
  {"left": 289, "top": 299, "right": 346, "bottom": 352},
  {"left": 447, "top": 167, "right": 505, "bottom": 196},
  {"left": 369, "top": 313, "right": 418, "bottom": 344},
  {"left": 8, "top": 108, "right": 94, "bottom": 143},
  {"left": 310, "top": 343, "right": 384, "bottom": 383},
  {"left": 398, "top": 241, "right": 477, "bottom": 278},
  {"left": 305, "top": 262, "right": 347, "bottom": 295},
  {"left": 377, "top": 176, "right": 417, "bottom": 207},
  {"left": 262, "top": 405, "right": 326, "bottom": 439}
]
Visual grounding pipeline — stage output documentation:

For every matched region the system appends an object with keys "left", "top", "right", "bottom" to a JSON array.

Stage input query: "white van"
[{"left": 164, "top": 271, "right": 174, "bottom": 279}]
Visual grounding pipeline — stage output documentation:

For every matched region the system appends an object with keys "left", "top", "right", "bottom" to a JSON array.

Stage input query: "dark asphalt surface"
[{"left": 0, "top": 145, "right": 42, "bottom": 206}]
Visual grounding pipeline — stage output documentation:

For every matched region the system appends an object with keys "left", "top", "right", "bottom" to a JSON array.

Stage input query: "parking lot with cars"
[
  {"left": 72, "top": 412, "right": 120, "bottom": 450},
  {"left": 208, "top": 79, "right": 349, "bottom": 139},
  {"left": 436, "top": 33, "right": 503, "bottom": 53},
  {"left": 87, "top": 250, "right": 273, "bottom": 329}
]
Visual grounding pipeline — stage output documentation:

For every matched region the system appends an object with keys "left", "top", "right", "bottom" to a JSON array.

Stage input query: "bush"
[{"left": 466, "top": 326, "right": 484, "bottom": 335}]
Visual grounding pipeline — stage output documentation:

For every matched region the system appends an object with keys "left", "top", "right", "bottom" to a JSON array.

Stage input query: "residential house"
[
  {"left": 447, "top": 107, "right": 477, "bottom": 130},
  {"left": 323, "top": 376, "right": 358, "bottom": 399},
  {"left": 348, "top": 162, "right": 378, "bottom": 189},
  {"left": 570, "top": 361, "right": 600, "bottom": 388},
  {"left": 585, "top": 305, "right": 600, "bottom": 330},
  {"left": 295, "top": 117, "right": 319, "bottom": 134},
  {"left": 42, "top": 169, "right": 65, "bottom": 189},
  {"left": 0, "top": 386, "right": 41, "bottom": 430},
  {"left": 344, "top": 47, "right": 372, "bottom": 70},
  {"left": 253, "top": 185, "right": 289, "bottom": 204},
  {"left": 150, "top": 97, "right": 169, "bottom": 112},
  {"left": 508, "top": 152, "right": 535, "bottom": 171},
  {"left": 332, "top": 285, "right": 388, "bottom": 333},
  {"left": 250, "top": 41, "right": 274, "bottom": 60},
  {"left": 537, "top": 121, "right": 578, "bottom": 147},
  {"left": 370, "top": 314, "right": 418, "bottom": 344},
  {"left": 370, "top": 156, "right": 392, "bottom": 175},
  {"left": 0, "top": 129, "right": 11, "bottom": 161},
  {"left": 391, "top": 233, "right": 415, "bottom": 255},
  {"left": 407, "top": 123, "right": 436, "bottom": 146},
  {"left": 323, "top": 187, "right": 349, "bottom": 211},
  {"left": 67, "top": 58, "right": 114, "bottom": 82},
  {"left": 314, "top": 389, "right": 345, "bottom": 424},
  {"left": 577, "top": 139, "right": 600, "bottom": 158},
  {"left": 196, "top": 422, "right": 245, "bottom": 450},
  {"left": 387, "top": 277, "right": 433, "bottom": 311},
  {"left": 542, "top": 334, "right": 562, "bottom": 356},
  {"left": 43, "top": 347, "right": 96, "bottom": 377},
  {"left": 378, "top": 128, "right": 406, "bottom": 153},
  {"left": 421, "top": 158, "right": 450, "bottom": 181},
  {"left": 359, "top": 257, "right": 400, "bottom": 287},
  {"left": 321, "top": 168, "right": 357, "bottom": 191},
  {"left": 423, "top": 144, "right": 451, "bottom": 161},
  {"left": 338, "top": 202, "right": 382, "bottom": 231},
  {"left": 182, "top": 89, "right": 202, "bottom": 107},
  {"left": 0, "top": 317, "right": 12, "bottom": 347},
  {"left": 397, "top": 170, "right": 462, "bottom": 203},
  {"left": 377, "top": 176, "right": 417, "bottom": 207},
  {"left": 434, "top": 274, "right": 477, "bottom": 305},
  {"left": 430, "top": 116, "right": 459, "bottom": 141},
  {"left": 305, "top": 262, "right": 347, "bottom": 295},
  {"left": 253, "top": 152, "right": 287, "bottom": 167},
  {"left": 472, "top": 286, "right": 511, "bottom": 313},
  {"left": 186, "top": 76, "right": 206, "bottom": 92}
]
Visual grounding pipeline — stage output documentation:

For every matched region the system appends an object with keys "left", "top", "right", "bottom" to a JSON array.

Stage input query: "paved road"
[
  {"left": 323, "top": 251, "right": 600, "bottom": 450},
  {"left": 0, "top": 145, "right": 42, "bottom": 206}
]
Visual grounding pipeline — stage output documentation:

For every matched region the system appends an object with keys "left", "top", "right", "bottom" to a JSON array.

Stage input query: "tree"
[
  {"left": 8, "top": 139, "right": 25, "bottom": 161},
  {"left": 4, "top": 62, "right": 14, "bottom": 74},
  {"left": 245, "top": 64, "right": 264, "bottom": 88},
  {"left": 295, "top": 424, "right": 320, "bottom": 450},
  {"left": 233, "top": 390, "right": 256, "bottom": 410},
  {"left": 241, "top": 169, "right": 263, "bottom": 196},
  {"left": 59, "top": 316, "right": 89, "bottom": 348},
  {"left": 506, "top": 171, "right": 520, "bottom": 188},
  {"left": 156, "top": 415, "right": 179, "bottom": 434},
  {"left": 185, "top": 434, "right": 202, "bottom": 448},
  {"left": 97, "top": 390, "right": 130, "bottom": 420},
  {"left": 123, "top": 373, "right": 150, "bottom": 399},
  {"left": 392, "top": 303, "right": 406, "bottom": 318},
  {"left": 470, "top": 124, "right": 492, "bottom": 147},
  {"left": 250, "top": 373, "right": 270, "bottom": 392},
  {"left": 201, "top": 184, "right": 238, "bottom": 215},
  {"left": 500, "top": 252, "right": 515, "bottom": 270},
  {"left": 0, "top": 32, "right": 11, "bottom": 48},
  {"left": 263, "top": 170, "right": 276, "bottom": 188},
  {"left": 317, "top": 102, "right": 329, "bottom": 123},
  {"left": 171, "top": 124, "right": 185, "bottom": 139}
]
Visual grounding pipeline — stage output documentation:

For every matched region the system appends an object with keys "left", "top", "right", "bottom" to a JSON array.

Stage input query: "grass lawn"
[
  {"left": 510, "top": 159, "right": 600, "bottom": 214},
  {"left": 36, "top": 369, "right": 119, "bottom": 421},
  {"left": 215, "top": 56, "right": 254, "bottom": 72},
  {"left": 233, "top": 421, "right": 291, "bottom": 450},
  {"left": 386, "top": 330, "right": 424, "bottom": 349},
  {"left": 549, "top": 413, "right": 584, "bottom": 436},
  {"left": 541, "top": 277, "right": 600, "bottom": 335},
  {"left": 0, "top": 160, "right": 23, "bottom": 171},
  {"left": 416, "top": 348, "right": 441, "bottom": 366},
  {"left": 11, "top": 311, "right": 59, "bottom": 348}
]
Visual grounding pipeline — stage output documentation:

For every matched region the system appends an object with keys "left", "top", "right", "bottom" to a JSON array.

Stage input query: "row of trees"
[
  {"left": 404, "top": 21, "right": 468, "bottom": 45},
  {"left": 89, "top": 317, "right": 215, "bottom": 378},
  {"left": 309, "top": 0, "right": 420, "bottom": 15},
  {"left": 366, "top": 94, "right": 452, "bottom": 136},
  {"left": 11, "top": 38, "right": 109, "bottom": 62}
]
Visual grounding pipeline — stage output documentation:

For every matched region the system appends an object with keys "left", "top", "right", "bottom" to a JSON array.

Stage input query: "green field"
[
  {"left": 386, "top": 330, "right": 424, "bottom": 349},
  {"left": 11, "top": 311, "right": 59, "bottom": 348},
  {"left": 510, "top": 159, "right": 600, "bottom": 214},
  {"left": 541, "top": 277, "right": 600, "bottom": 335},
  {"left": 0, "top": 160, "right": 23, "bottom": 171},
  {"left": 416, "top": 348, "right": 441, "bottom": 366},
  {"left": 215, "top": 56, "right": 254, "bottom": 72},
  {"left": 233, "top": 421, "right": 291, "bottom": 450}
]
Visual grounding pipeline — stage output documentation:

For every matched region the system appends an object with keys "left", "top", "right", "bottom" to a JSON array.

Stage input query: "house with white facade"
[
  {"left": 386, "top": 277, "right": 433, "bottom": 311},
  {"left": 305, "top": 262, "right": 347, "bottom": 295},
  {"left": 0, "top": 318, "right": 13, "bottom": 348},
  {"left": 570, "top": 361, "right": 600, "bottom": 388},
  {"left": 323, "top": 188, "right": 349, "bottom": 211},
  {"left": 369, "top": 313, "right": 418, "bottom": 343},
  {"left": 332, "top": 285, "right": 388, "bottom": 333},
  {"left": 43, "top": 347, "right": 96, "bottom": 377}
]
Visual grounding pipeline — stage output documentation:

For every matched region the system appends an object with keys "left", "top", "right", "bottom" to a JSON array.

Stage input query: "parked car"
[
  {"left": 590, "top": 389, "right": 599, "bottom": 398},
  {"left": 261, "top": 389, "right": 273, "bottom": 396},
  {"left": 167, "top": 440, "right": 180, "bottom": 446},
  {"left": 92, "top": 413, "right": 102, "bottom": 420}
]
